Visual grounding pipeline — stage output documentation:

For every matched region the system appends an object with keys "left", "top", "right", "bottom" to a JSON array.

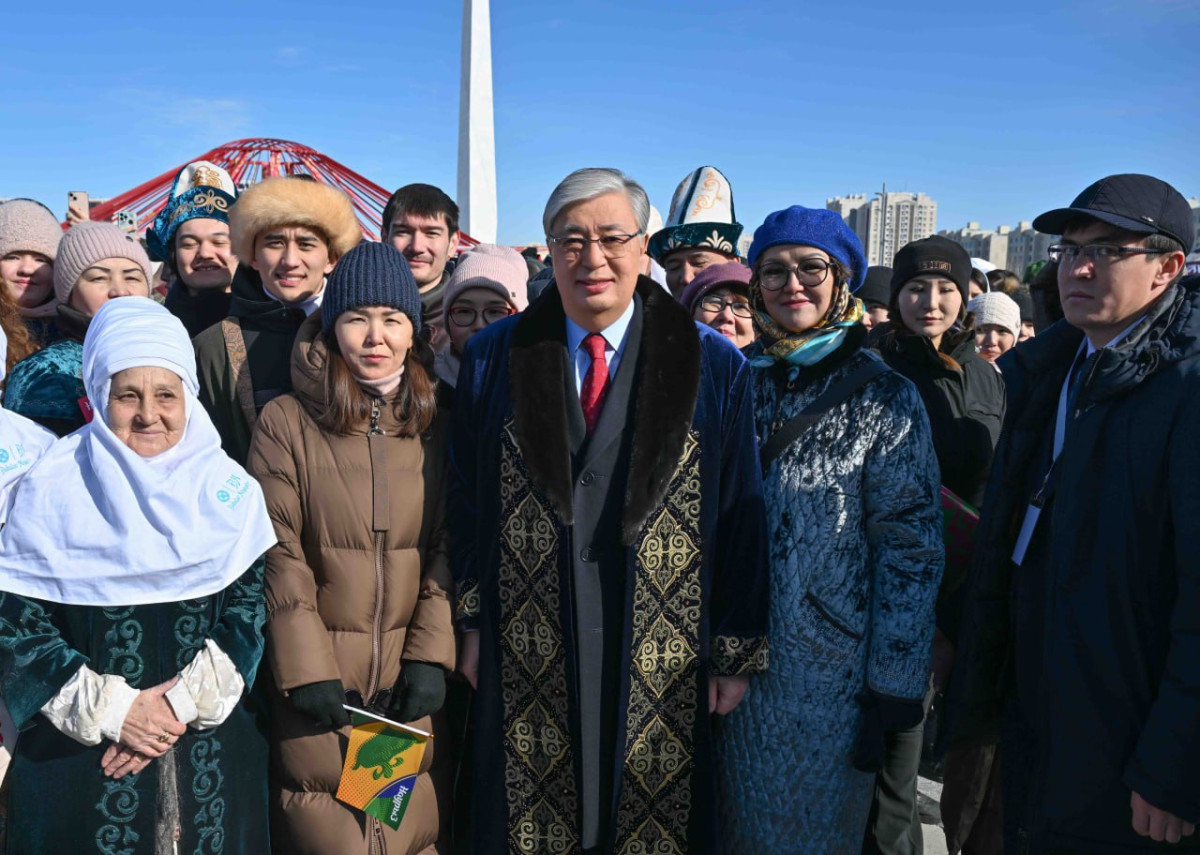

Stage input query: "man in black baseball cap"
[{"left": 950, "top": 173, "right": 1199, "bottom": 854}]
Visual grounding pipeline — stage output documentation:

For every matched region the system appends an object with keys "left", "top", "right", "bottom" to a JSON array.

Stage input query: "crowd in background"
[{"left": 0, "top": 161, "right": 1196, "bottom": 855}]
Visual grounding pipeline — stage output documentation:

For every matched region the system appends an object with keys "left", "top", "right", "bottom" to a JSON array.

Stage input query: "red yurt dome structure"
[{"left": 82, "top": 138, "right": 477, "bottom": 247}]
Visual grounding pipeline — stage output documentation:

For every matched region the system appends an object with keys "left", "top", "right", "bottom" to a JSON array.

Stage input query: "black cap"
[
  {"left": 858, "top": 266, "right": 892, "bottom": 306},
  {"left": 1033, "top": 174, "right": 1194, "bottom": 251},
  {"left": 890, "top": 236, "right": 973, "bottom": 308}
]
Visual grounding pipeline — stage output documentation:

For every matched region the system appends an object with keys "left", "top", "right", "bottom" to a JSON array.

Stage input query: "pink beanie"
[
  {"left": 53, "top": 221, "right": 152, "bottom": 304},
  {"left": 443, "top": 244, "right": 529, "bottom": 313},
  {"left": 0, "top": 199, "right": 63, "bottom": 261}
]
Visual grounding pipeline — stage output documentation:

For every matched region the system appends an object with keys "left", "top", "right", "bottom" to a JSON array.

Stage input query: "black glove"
[
  {"left": 851, "top": 692, "right": 926, "bottom": 773},
  {"left": 387, "top": 661, "right": 447, "bottom": 723},
  {"left": 288, "top": 679, "right": 351, "bottom": 728}
]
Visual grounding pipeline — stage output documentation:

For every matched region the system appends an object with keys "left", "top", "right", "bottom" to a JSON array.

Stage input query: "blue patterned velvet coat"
[
  {"left": 448, "top": 277, "right": 770, "bottom": 854},
  {"left": 0, "top": 561, "right": 269, "bottom": 855},
  {"left": 718, "top": 333, "right": 943, "bottom": 854}
]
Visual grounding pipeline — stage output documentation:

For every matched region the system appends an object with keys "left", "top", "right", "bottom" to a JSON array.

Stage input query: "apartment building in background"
[
  {"left": 827, "top": 189, "right": 938, "bottom": 267},
  {"left": 939, "top": 222, "right": 1011, "bottom": 268}
]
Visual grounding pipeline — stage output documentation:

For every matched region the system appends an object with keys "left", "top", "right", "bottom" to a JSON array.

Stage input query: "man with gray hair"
[{"left": 448, "top": 167, "right": 770, "bottom": 853}]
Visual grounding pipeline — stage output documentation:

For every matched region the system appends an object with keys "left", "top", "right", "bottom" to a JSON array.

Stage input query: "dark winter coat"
[
  {"left": 164, "top": 273, "right": 236, "bottom": 339},
  {"left": 194, "top": 267, "right": 309, "bottom": 463},
  {"left": 949, "top": 276, "right": 1200, "bottom": 853},
  {"left": 871, "top": 325, "right": 1005, "bottom": 510}
]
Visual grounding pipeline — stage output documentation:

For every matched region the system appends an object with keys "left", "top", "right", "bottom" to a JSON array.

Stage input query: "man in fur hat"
[
  {"left": 449, "top": 167, "right": 769, "bottom": 854},
  {"left": 193, "top": 176, "right": 361, "bottom": 462}
]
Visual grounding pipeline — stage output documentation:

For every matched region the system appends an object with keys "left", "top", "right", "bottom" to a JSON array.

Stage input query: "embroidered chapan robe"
[
  {"left": 448, "top": 277, "right": 770, "bottom": 855},
  {"left": 0, "top": 563, "right": 269, "bottom": 855}
]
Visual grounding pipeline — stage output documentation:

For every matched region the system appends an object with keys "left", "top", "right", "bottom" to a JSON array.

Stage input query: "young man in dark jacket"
[
  {"left": 950, "top": 174, "right": 1198, "bottom": 854},
  {"left": 381, "top": 183, "right": 460, "bottom": 351}
]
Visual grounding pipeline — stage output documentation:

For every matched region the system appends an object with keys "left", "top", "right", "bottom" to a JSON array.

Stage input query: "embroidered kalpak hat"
[
  {"left": 146, "top": 161, "right": 238, "bottom": 261},
  {"left": 648, "top": 166, "right": 743, "bottom": 263}
]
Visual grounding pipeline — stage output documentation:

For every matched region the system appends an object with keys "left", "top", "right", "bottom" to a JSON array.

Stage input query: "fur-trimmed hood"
[{"left": 229, "top": 177, "right": 362, "bottom": 262}]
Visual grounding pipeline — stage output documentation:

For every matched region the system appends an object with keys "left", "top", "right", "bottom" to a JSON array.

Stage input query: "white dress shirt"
[{"left": 565, "top": 298, "right": 636, "bottom": 395}]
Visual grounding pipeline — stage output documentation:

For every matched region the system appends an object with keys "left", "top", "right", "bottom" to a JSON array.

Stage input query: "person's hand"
[
  {"left": 708, "top": 675, "right": 749, "bottom": 715},
  {"left": 101, "top": 743, "right": 154, "bottom": 779},
  {"left": 118, "top": 678, "right": 186, "bottom": 758},
  {"left": 459, "top": 631, "right": 479, "bottom": 690},
  {"left": 931, "top": 628, "right": 956, "bottom": 692},
  {"left": 287, "top": 679, "right": 351, "bottom": 728},
  {"left": 1132, "top": 791, "right": 1197, "bottom": 844},
  {"left": 387, "top": 662, "right": 447, "bottom": 723}
]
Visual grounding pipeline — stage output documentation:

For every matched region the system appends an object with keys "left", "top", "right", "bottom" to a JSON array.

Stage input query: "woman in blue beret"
[{"left": 717, "top": 206, "right": 943, "bottom": 854}]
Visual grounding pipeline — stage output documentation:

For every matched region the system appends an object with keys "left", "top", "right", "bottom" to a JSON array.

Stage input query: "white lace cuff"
[
  {"left": 166, "top": 639, "right": 245, "bottom": 730},
  {"left": 39, "top": 666, "right": 139, "bottom": 746}
]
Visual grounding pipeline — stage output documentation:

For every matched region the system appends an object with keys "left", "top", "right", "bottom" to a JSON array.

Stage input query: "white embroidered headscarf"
[
  {"left": 0, "top": 327, "right": 56, "bottom": 522},
  {"left": 0, "top": 297, "right": 276, "bottom": 605}
]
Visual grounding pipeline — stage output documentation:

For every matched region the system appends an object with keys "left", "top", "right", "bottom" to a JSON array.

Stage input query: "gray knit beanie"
[
  {"left": 0, "top": 199, "right": 63, "bottom": 261},
  {"left": 322, "top": 241, "right": 422, "bottom": 333},
  {"left": 53, "top": 221, "right": 152, "bottom": 304}
]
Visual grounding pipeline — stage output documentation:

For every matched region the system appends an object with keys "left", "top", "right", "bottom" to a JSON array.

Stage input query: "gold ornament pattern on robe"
[
  {"left": 497, "top": 421, "right": 579, "bottom": 854},
  {"left": 613, "top": 431, "right": 704, "bottom": 855}
]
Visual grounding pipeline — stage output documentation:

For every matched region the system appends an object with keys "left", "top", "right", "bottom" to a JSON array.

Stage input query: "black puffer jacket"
[
  {"left": 871, "top": 325, "right": 1005, "bottom": 510},
  {"left": 949, "top": 276, "right": 1200, "bottom": 853},
  {"left": 193, "top": 266, "right": 309, "bottom": 463}
]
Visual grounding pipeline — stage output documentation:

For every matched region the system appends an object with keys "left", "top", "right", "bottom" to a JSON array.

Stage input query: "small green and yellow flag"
[{"left": 336, "top": 705, "right": 432, "bottom": 830}]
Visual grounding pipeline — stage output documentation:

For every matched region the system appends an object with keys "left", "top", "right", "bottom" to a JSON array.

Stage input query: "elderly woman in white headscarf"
[{"left": 0, "top": 297, "right": 276, "bottom": 855}]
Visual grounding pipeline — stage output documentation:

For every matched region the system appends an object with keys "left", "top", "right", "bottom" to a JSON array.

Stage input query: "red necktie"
[{"left": 580, "top": 333, "right": 610, "bottom": 434}]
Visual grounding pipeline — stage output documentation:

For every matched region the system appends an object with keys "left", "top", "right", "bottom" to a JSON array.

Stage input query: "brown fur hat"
[{"left": 229, "top": 177, "right": 361, "bottom": 262}]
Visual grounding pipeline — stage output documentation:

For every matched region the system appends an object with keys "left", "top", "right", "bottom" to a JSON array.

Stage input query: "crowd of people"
[{"left": 0, "top": 161, "right": 1195, "bottom": 855}]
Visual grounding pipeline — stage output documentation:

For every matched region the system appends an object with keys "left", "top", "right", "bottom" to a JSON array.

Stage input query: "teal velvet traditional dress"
[
  {"left": 0, "top": 561, "right": 270, "bottom": 855},
  {"left": 0, "top": 297, "right": 278, "bottom": 855}
]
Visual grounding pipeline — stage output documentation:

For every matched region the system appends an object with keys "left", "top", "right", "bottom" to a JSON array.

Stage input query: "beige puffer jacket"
[{"left": 248, "top": 314, "right": 454, "bottom": 855}]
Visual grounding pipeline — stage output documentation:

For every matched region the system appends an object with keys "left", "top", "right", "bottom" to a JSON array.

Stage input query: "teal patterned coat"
[{"left": 0, "top": 561, "right": 269, "bottom": 855}]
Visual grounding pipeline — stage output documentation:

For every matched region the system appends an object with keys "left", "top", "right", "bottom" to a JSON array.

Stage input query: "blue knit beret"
[
  {"left": 747, "top": 206, "right": 868, "bottom": 292},
  {"left": 321, "top": 241, "right": 422, "bottom": 333}
]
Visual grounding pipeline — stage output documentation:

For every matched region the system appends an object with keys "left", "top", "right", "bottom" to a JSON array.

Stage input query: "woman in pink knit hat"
[
  {"left": 0, "top": 199, "right": 63, "bottom": 347},
  {"left": 3, "top": 221, "right": 151, "bottom": 435},
  {"left": 434, "top": 243, "right": 528, "bottom": 409}
]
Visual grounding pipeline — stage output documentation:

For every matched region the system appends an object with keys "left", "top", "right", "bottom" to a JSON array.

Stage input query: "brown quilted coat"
[{"left": 248, "top": 314, "right": 455, "bottom": 855}]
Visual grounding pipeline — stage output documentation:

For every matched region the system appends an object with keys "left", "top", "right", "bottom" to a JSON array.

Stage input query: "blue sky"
[{"left": 2, "top": 0, "right": 1197, "bottom": 245}]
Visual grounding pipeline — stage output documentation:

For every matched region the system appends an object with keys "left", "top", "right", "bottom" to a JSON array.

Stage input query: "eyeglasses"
[
  {"left": 757, "top": 259, "right": 834, "bottom": 291},
  {"left": 547, "top": 231, "right": 643, "bottom": 260},
  {"left": 1047, "top": 244, "right": 1166, "bottom": 265},
  {"left": 698, "top": 295, "right": 754, "bottom": 319},
  {"left": 447, "top": 305, "right": 515, "bottom": 327}
]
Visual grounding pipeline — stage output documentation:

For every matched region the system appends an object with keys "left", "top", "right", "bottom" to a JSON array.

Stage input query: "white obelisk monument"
[{"left": 457, "top": 0, "right": 498, "bottom": 243}]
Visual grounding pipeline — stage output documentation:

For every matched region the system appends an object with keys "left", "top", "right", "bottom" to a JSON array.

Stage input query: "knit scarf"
[{"left": 749, "top": 279, "right": 864, "bottom": 377}]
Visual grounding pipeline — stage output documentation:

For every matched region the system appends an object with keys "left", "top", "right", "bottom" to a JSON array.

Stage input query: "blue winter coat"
[{"left": 719, "top": 333, "right": 943, "bottom": 854}]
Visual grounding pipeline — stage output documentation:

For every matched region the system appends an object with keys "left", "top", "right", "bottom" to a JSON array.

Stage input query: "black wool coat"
[{"left": 949, "top": 276, "right": 1200, "bottom": 853}]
